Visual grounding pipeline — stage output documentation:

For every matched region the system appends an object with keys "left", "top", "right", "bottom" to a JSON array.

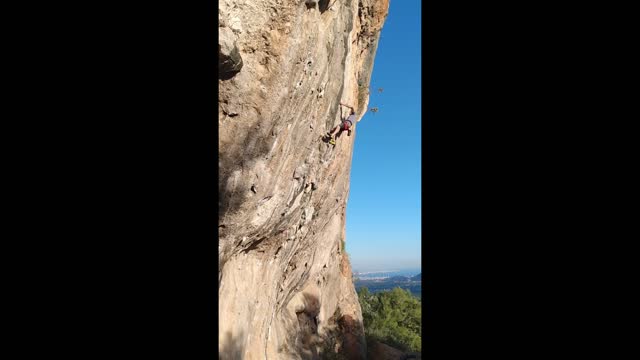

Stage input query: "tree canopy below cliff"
[{"left": 357, "top": 287, "right": 422, "bottom": 352}]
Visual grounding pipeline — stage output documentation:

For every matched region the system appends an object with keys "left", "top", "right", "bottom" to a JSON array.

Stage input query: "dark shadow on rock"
[
  {"left": 292, "top": 293, "right": 321, "bottom": 359},
  {"left": 218, "top": 115, "right": 274, "bottom": 221},
  {"left": 216, "top": 295, "right": 367, "bottom": 360},
  {"left": 305, "top": 0, "right": 317, "bottom": 10},
  {"left": 219, "top": 330, "right": 244, "bottom": 360},
  {"left": 289, "top": 301, "right": 368, "bottom": 360},
  {"left": 219, "top": 27, "right": 243, "bottom": 81},
  {"left": 219, "top": 70, "right": 240, "bottom": 81},
  {"left": 219, "top": 44, "right": 243, "bottom": 81},
  {"left": 318, "top": 0, "right": 330, "bottom": 13},
  {"left": 366, "top": 338, "right": 422, "bottom": 360}
]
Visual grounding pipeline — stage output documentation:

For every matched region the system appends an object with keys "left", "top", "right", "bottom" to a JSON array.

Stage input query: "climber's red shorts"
[{"left": 341, "top": 120, "right": 352, "bottom": 131}]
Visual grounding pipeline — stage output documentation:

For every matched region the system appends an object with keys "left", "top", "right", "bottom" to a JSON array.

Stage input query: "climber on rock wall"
[{"left": 325, "top": 102, "right": 356, "bottom": 145}]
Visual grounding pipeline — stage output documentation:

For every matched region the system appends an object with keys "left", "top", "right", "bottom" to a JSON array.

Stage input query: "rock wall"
[{"left": 218, "top": 1, "right": 389, "bottom": 359}]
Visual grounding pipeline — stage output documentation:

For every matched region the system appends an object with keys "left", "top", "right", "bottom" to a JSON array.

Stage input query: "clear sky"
[{"left": 346, "top": 0, "right": 421, "bottom": 272}]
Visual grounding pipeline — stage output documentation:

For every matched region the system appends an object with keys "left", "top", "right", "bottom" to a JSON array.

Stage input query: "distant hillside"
[
  {"left": 411, "top": 273, "right": 421, "bottom": 281},
  {"left": 355, "top": 277, "right": 421, "bottom": 298}
]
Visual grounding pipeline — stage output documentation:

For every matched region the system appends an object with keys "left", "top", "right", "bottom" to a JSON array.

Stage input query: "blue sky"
[{"left": 346, "top": 0, "right": 421, "bottom": 272}]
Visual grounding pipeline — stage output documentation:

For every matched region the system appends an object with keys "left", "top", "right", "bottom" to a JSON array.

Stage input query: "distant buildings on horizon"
[{"left": 353, "top": 268, "right": 421, "bottom": 280}]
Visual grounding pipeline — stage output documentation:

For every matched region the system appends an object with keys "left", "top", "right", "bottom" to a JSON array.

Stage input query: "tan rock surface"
[{"left": 218, "top": 1, "right": 389, "bottom": 359}]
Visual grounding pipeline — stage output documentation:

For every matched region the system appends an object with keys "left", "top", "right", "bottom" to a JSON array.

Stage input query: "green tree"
[{"left": 357, "top": 287, "right": 421, "bottom": 352}]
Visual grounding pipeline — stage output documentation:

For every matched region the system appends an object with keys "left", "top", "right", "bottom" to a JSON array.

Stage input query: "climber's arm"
[{"left": 340, "top": 102, "right": 354, "bottom": 111}]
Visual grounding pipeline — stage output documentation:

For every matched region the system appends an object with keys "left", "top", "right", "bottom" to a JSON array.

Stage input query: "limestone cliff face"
[{"left": 218, "top": 1, "right": 388, "bottom": 359}]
